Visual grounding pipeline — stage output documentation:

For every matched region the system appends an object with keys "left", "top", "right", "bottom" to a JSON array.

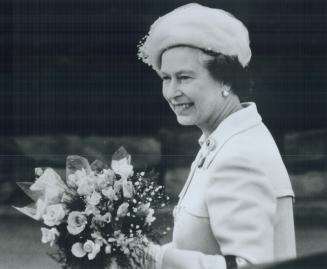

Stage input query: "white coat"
[{"left": 161, "top": 102, "right": 296, "bottom": 269}]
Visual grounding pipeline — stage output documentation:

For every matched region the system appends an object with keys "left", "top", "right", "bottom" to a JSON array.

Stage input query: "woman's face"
[{"left": 159, "top": 46, "right": 227, "bottom": 131}]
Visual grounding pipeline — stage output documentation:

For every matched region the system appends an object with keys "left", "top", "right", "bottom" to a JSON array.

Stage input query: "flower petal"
[
  {"left": 71, "top": 242, "right": 86, "bottom": 258},
  {"left": 87, "top": 243, "right": 101, "bottom": 260},
  {"left": 117, "top": 202, "right": 129, "bottom": 217}
]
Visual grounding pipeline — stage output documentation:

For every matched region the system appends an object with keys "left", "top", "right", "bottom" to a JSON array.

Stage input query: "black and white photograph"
[{"left": 1, "top": 0, "right": 327, "bottom": 268}]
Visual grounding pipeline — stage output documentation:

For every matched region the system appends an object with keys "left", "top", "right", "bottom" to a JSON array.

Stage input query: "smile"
[
  {"left": 172, "top": 103, "right": 194, "bottom": 113},
  {"left": 174, "top": 103, "right": 192, "bottom": 109}
]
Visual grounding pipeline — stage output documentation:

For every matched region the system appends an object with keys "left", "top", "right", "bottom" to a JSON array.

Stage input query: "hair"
[{"left": 200, "top": 49, "right": 254, "bottom": 101}]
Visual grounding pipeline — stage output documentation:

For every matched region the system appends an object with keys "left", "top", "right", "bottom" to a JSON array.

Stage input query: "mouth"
[{"left": 172, "top": 103, "right": 194, "bottom": 113}]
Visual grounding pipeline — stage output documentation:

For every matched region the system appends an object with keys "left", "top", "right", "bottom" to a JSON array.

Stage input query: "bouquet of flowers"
[{"left": 14, "top": 147, "right": 169, "bottom": 269}]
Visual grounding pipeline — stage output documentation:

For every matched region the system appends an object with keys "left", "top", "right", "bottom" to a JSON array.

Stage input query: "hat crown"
[{"left": 138, "top": 3, "right": 251, "bottom": 70}]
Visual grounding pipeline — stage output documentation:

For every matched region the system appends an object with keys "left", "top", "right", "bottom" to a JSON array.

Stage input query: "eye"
[
  {"left": 179, "top": 75, "right": 192, "bottom": 81},
  {"left": 161, "top": 75, "right": 171, "bottom": 82}
]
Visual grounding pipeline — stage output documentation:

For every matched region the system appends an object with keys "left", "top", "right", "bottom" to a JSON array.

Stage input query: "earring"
[
  {"left": 222, "top": 87, "right": 230, "bottom": 97},
  {"left": 222, "top": 90, "right": 229, "bottom": 97}
]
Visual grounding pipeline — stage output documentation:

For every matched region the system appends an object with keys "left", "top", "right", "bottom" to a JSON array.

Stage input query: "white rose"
[
  {"left": 122, "top": 181, "right": 134, "bottom": 199},
  {"left": 41, "top": 227, "right": 59, "bottom": 247},
  {"left": 67, "top": 174, "right": 78, "bottom": 187},
  {"left": 111, "top": 157, "right": 133, "bottom": 180},
  {"left": 77, "top": 181, "right": 94, "bottom": 196},
  {"left": 117, "top": 202, "right": 129, "bottom": 218},
  {"left": 67, "top": 211, "right": 87, "bottom": 235},
  {"left": 86, "top": 191, "right": 101, "bottom": 206},
  {"left": 95, "top": 174, "right": 107, "bottom": 190},
  {"left": 42, "top": 204, "right": 66, "bottom": 226},
  {"left": 83, "top": 240, "right": 101, "bottom": 260},
  {"left": 71, "top": 242, "right": 86, "bottom": 258},
  {"left": 67, "top": 169, "right": 89, "bottom": 188},
  {"left": 75, "top": 168, "right": 88, "bottom": 182},
  {"left": 102, "top": 186, "right": 118, "bottom": 201}
]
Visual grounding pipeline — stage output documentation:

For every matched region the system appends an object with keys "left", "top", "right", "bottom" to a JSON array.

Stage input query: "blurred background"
[{"left": 1, "top": 0, "right": 327, "bottom": 268}]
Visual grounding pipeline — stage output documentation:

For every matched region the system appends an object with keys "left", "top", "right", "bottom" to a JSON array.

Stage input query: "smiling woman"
[{"left": 136, "top": 3, "right": 296, "bottom": 269}]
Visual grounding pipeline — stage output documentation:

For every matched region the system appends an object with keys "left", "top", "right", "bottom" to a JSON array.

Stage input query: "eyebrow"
[{"left": 159, "top": 70, "right": 196, "bottom": 76}]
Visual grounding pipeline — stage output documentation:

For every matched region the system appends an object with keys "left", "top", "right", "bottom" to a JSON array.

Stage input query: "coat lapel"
[{"left": 201, "top": 102, "right": 262, "bottom": 169}]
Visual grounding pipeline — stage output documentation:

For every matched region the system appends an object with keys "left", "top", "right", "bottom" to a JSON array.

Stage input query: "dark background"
[
  {"left": 1, "top": 0, "right": 327, "bottom": 137},
  {"left": 1, "top": 2, "right": 327, "bottom": 267}
]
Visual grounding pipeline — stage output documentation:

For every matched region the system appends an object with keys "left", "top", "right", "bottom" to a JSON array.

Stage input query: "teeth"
[{"left": 175, "top": 104, "right": 191, "bottom": 109}]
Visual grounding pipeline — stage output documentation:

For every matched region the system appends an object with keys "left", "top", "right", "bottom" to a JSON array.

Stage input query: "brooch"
[{"left": 197, "top": 138, "right": 216, "bottom": 168}]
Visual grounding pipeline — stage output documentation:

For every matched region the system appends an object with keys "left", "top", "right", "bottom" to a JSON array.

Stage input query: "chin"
[{"left": 176, "top": 116, "right": 195, "bottom": 126}]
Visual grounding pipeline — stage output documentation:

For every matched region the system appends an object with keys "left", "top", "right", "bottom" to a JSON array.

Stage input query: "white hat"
[{"left": 138, "top": 3, "right": 252, "bottom": 71}]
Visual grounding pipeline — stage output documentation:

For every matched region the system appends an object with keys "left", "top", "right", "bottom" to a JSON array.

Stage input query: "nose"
[{"left": 163, "top": 79, "right": 182, "bottom": 100}]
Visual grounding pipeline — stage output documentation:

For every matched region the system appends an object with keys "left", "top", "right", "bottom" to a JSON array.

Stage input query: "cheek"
[
  {"left": 194, "top": 95, "right": 216, "bottom": 115},
  {"left": 192, "top": 93, "right": 206, "bottom": 108},
  {"left": 161, "top": 85, "right": 168, "bottom": 101}
]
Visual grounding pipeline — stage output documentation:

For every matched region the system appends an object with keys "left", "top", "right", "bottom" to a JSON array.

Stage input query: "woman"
[{"left": 137, "top": 3, "right": 296, "bottom": 269}]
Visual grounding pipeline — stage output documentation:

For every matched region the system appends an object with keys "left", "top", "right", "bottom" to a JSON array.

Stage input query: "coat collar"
[
  {"left": 197, "top": 102, "right": 262, "bottom": 168},
  {"left": 178, "top": 103, "right": 262, "bottom": 201}
]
